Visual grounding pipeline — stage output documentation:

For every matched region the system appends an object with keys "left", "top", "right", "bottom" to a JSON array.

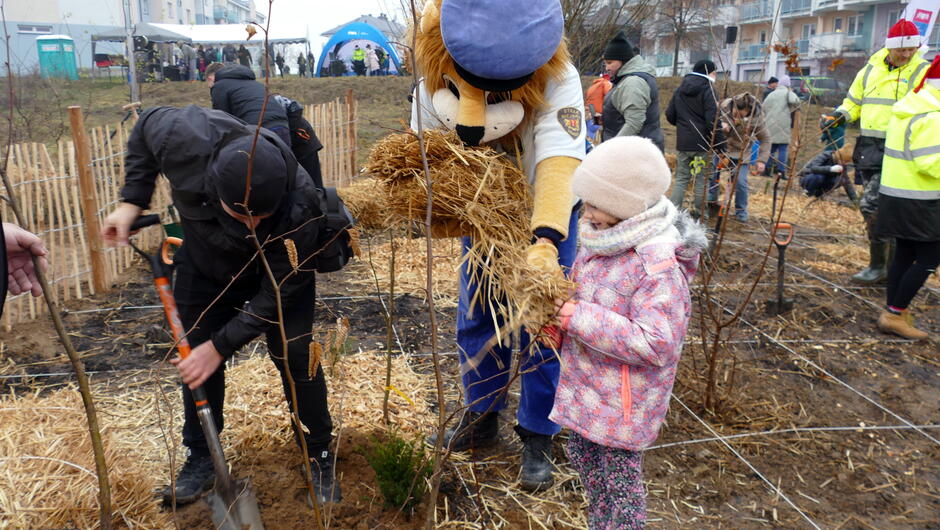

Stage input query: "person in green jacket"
[{"left": 600, "top": 31, "right": 664, "bottom": 151}]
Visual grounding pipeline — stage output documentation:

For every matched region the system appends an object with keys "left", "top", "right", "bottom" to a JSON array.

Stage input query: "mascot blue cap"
[{"left": 440, "top": 0, "right": 563, "bottom": 92}]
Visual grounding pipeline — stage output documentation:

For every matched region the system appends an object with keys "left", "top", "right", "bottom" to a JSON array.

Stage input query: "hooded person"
[
  {"left": 100, "top": 105, "right": 342, "bottom": 507},
  {"left": 600, "top": 30, "right": 664, "bottom": 150},
  {"left": 410, "top": 0, "right": 586, "bottom": 492},
  {"left": 666, "top": 59, "right": 724, "bottom": 219},
  {"left": 874, "top": 55, "right": 940, "bottom": 341},
  {"left": 205, "top": 62, "right": 290, "bottom": 146},
  {"left": 825, "top": 18, "right": 930, "bottom": 284}
]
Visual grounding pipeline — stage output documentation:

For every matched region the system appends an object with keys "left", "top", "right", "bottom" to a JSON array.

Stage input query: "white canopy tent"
[{"left": 146, "top": 23, "right": 309, "bottom": 45}]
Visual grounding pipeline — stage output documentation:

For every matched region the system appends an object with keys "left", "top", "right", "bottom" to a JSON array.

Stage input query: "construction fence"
[{"left": 1, "top": 92, "right": 358, "bottom": 328}]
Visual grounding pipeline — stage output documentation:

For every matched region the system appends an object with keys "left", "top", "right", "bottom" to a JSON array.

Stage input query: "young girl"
[{"left": 547, "top": 136, "right": 706, "bottom": 529}]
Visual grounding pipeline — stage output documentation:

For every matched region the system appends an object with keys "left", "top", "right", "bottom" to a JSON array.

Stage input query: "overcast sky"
[{"left": 265, "top": 0, "right": 411, "bottom": 50}]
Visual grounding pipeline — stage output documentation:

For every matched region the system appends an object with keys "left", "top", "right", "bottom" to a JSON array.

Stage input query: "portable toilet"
[{"left": 36, "top": 35, "right": 78, "bottom": 80}]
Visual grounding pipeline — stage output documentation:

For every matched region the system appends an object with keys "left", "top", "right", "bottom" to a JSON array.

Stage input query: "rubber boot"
[
  {"left": 306, "top": 448, "right": 342, "bottom": 504},
  {"left": 852, "top": 241, "right": 888, "bottom": 284},
  {"left": 515, "top": 425, "right": 554, "bottom": 492},
  {"left": 161, "top": 451, "right": 215, "bottom": 506},
  {"left": 428, "top": 411, "right": 499, "bottom": 453},
  {"left": 878, "top": 310, "right": 928, "bottom": 340}
]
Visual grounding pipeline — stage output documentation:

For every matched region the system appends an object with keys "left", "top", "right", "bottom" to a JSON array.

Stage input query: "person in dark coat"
[
  {"left": 272, "top": 94, "right": 324, "bottom": 189},
  {"left": 100, "top": 105, "right": 341, "bottom": 506},
  {"left": 275, "top": 52, "right": 285, "bottom": 77},
  {"left": 763, "top": 76, "right": 778, "bottom": 100},
  {"left": 222, "top": 44, "right": 237, "bottom": 62},
  {"left": 205, "top": 62, "right": 290, "bottom": 145},
  {"left": 237, "top": 44, "right": 252, "bottom": 68},
  {"left": 799, "top": 145, "right": 855, "bottom": 199},
  {"left": 297, "top": 54, "right": 307, "bottom": 77},
  {"left": 666, "top": 59, "right": 724, "bottom": 219}
]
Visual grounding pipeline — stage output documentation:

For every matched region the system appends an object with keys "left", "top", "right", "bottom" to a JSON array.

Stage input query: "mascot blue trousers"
[{"left": 457, "top": 207, "right": 579, "bottom": 436}]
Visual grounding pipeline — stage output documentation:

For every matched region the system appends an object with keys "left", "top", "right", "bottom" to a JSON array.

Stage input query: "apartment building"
[{"left": 645, "top": 0, "right": 939, "bottom": 81}]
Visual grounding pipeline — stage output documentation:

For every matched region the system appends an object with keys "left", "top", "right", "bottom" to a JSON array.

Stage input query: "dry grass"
[{"left": 351, "top": 235, "right": 462, "bottom": 308}]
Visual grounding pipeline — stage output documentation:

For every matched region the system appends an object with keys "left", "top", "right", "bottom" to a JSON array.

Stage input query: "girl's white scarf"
[{"left": 579, "top": 197, "right": 677, "bottom": 256}]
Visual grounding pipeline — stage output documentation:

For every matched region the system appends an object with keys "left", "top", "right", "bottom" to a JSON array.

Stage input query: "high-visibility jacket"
[
  {"left": 877, "top": 84, "right": 940, "bottom": 242},
  {"left": 352, "top": 48, "right": 365, "bottom": 62},
  {"left": 836, "top": 47, "right": 929, "bottom": 139}
]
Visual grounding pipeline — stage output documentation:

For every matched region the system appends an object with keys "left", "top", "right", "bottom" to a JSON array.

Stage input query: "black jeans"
[
  {"left": 174, "top": 259, "right": 333, "bottom": 457},
  {"left": 886, "top": 238, "right": 940, "bottom": 310}
]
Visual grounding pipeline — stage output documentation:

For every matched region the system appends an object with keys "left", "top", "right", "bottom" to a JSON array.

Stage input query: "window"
[
  {"left": 887, "top": 9, "right": 901, "bottom": 26},
  {"left": 167, "top": 1, "right": 173, "bottom": 17},
  {"left": 833, "top": 17, "right": 843, "bottom": 33},
  {"left": 759, "top": 30, "right": 767, "bottom": 43},
  {"left": 801, "top": 23, "right": 816, "bottom": 39},
  {"left": 185, "top": 8, "right": 191, "bottom": 22},
  {"left": 140, "top": 0, "right": 149, "bottom": 16},
  {"left": 930, "top": 22, "right": 940, "bottom": 47},
  {"left": 847, "top": 15, "right": 863, "bottom": 36},
  {"left": 16, "top": 24, "right": 52, "bottom": 34}
]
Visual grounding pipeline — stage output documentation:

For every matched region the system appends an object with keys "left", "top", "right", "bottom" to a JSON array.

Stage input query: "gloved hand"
[
  {"left": 820, "top": 113, "right": 844, "bottom": 129},
  {"left": 525, "top": 240, "right": 562, "bottom": 279},
  {"left": 831, "top": 164, "right": 844, "bottom": 173}
]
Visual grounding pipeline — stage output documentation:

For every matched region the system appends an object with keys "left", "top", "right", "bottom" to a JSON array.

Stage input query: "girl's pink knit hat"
[{"left": 571, "top": 136, "right": 671, "bottom": 220}]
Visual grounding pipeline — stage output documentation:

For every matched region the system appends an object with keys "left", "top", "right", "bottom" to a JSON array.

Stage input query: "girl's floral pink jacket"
[{"left": 549, "top": 211, "right": 706, "bottom": 450}]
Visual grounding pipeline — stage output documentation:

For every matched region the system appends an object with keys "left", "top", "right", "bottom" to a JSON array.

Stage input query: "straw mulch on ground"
[
  {"left": 355, "top": 129, "right": 571, "bottom": 331},
  {"left": 349, "top": 235, "right": 462, "bottom": 308},
  {"left": 0, "top": 349, "right": 436, "bottom": 529}
]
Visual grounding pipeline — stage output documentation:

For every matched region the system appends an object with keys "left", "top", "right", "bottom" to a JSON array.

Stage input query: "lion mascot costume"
[{"left": 411, "top": 0, "right": 585, "bottom": 491}]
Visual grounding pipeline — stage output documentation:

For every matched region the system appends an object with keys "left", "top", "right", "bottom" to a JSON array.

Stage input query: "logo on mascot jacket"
[{"left": 557, "top": 107, "right": 583, "bottom": 139}]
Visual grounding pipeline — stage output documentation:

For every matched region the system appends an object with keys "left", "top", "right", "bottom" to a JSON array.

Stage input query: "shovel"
[
  {"left": 129, "top": 214, "right": 265, "bottom": 530},
  {"left": 765, "top": 222, "right": 794, "bottom": 315}
]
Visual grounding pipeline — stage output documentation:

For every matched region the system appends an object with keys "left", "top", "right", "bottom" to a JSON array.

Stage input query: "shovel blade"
[{"left": 205, "top": 478, "right": 264, "bottom": 530}]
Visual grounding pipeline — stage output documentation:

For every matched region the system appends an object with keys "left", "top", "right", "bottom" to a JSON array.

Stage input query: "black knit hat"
[
  {"left": 693, "top": 59, "right": 716, "bottom": 75},
  {"left": 768, "top": 76, "right": 779, "bottom": 84},
  {"left": 603, "top": 30, "right": 636, "bottom": 63},
  {"left": 210, "top": 135, "right": 287, "bottom": 216}
]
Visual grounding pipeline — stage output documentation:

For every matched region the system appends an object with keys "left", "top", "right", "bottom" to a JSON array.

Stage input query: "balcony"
[
  {"left": 738, "top": 43, "right": 768, "bottom": 62},
  {"left": 780, "top": 0, "right": 812, "bottom": 17},
  {"left": 740, "top": 0, "right": 773, "bottom": 22},
  {"left": 796, "top": 38, "right": 809, "bottom": 55},
  {"left": 810, "top": 32, "right": 869, "bottom": 55}
]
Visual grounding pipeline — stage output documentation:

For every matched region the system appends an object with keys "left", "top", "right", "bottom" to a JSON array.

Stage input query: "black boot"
[
  {"left": 851, "top": 240, "right": 888, "bottom": 284},
  {"left": 161, "top": 451, "right": 215, "bottom": 506},
  {"left": 515, "top": 425, "right": 554, "bottom": 492},
  {"left": 429, "top": 410, "right": 499, "bottom": 452},
  {"left": 306, "top": 448, "right": 342, "bottom": 504}
]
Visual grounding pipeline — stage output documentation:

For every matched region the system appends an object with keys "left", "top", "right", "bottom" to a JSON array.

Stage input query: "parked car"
[{"left": 790, "top": 76, "right": 844, "bottom": 106}]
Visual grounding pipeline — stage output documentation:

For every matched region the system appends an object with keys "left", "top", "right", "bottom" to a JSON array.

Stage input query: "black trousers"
[
  {"left": 886, "top": 238, "right": 940, "bottom": 310},
  {"left": 174, "top": 259, "right": 333, "bottom": 457}
]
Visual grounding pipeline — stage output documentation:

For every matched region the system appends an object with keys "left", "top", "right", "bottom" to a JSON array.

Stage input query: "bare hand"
[
  {"left": 170, "top": 340, "right": 223, "bottom": 389},
  {"left": 101, "top": 203, "right": 143, "bottom": 247},
  {"left": 4, "top": 223, "right": 48, "bottom": 297},
  {"left": 755, "top": 162, "right": 766, "bottom": 174}
]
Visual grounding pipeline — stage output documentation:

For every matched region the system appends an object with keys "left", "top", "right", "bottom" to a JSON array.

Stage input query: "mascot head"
[{"left": 414, "top": 0, "right": 570, "bottom": 146}]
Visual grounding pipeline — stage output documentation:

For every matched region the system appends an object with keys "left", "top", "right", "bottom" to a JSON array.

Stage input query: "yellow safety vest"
[
  {"left": 353, "top": 49, "right": 365, "bottom": 61},
  {"left": 836, "top": 48, "right": 929, "bottom": 139},
  {"left": 881, "top": 84, "right": 940, "bottom": 200}
]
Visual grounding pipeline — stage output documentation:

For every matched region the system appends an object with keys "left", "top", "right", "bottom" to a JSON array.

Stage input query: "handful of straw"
[{"left": 361, "top": 129, "right": 573, "bottom": 332}]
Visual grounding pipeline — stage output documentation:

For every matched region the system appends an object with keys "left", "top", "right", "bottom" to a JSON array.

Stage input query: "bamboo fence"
[
  {"left": 2, "top": 95, "right": 358, "bottom": 328},
  {"left": 305, "top": 90, "right": 358, "bottom": 188}
]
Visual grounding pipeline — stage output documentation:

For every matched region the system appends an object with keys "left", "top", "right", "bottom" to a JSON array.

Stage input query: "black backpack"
[{"left": 313, "top": 187, "right": 356, "bottom": 273}]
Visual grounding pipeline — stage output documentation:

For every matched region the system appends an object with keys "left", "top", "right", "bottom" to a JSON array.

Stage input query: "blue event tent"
[{"left": 316, "top": 22, "right": 402, "bottom": 77}]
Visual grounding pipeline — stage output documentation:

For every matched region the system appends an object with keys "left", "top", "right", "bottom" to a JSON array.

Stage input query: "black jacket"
[
  {"left": 210, "top": 64, "right": 288, "bottom": 130},
  {"left": 121, "top": 105, "right": 323, "bottom": 358},
  {"left": 800, "top": 151, "right": 842, "bottom": 176},
  {"left": 665, "top": 73, "right": 724, "bottom": 152}
]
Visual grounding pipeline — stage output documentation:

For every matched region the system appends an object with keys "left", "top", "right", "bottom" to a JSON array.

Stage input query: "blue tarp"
[{"left": 316, "top": 22, "right": 402, "bottom": 77}]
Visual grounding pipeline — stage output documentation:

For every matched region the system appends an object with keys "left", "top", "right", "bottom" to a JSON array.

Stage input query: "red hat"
[
  {"left": 886, "top": 19, "right": 922, "bottom": 49},
  {"left": 914, "top": 55, "right": 940, "bottom": 93}
]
